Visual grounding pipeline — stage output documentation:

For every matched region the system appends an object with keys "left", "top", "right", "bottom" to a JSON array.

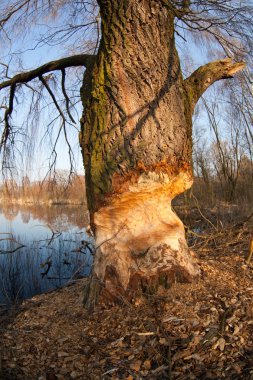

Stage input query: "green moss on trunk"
[{"left": 80, "top": 1, "right": 193, "bottom": 217}]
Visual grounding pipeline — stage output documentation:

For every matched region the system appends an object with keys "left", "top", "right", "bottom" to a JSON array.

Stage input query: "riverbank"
[
  {"left": 0, "top": 198, "right": 86, "bottom": 206},
  {"left": 1, "top": 217, "right": 253, "bottom": 380}
]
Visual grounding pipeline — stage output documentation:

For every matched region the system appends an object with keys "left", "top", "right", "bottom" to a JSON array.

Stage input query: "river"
[{"left": 0, "top": 203, "right": 93, "bottom": 305}]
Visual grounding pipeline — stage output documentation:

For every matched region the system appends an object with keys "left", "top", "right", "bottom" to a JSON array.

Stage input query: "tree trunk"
[{"left": 80, "top": 0, "right": 244, "bottom": 308}]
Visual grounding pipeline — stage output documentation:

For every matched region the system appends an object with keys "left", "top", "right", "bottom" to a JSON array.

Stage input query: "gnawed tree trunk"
[{"left": 80, "top": 0, "right": 244, "bottom": 308}]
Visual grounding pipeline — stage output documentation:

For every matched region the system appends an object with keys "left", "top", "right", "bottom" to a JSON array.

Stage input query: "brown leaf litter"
[{"left": 1, "top": 219, "right": 253, "bottom": 380}]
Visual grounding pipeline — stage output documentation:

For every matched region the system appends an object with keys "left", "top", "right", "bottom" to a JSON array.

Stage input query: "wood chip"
[{"left": 130, "top": 360, "right": 142, "bottom": 372}]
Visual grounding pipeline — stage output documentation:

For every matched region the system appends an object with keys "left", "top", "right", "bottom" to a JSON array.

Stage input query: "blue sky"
[
  {"left": 0, "top": 23, "right": 86, "bottom": 181},
  {"left": 0, "top": 7, "right": 238, "bottom": 182}
]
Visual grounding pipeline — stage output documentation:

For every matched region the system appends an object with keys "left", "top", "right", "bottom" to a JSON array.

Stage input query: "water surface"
[{"left": 0, "top": 204, "right": 93, "bottom": 304}]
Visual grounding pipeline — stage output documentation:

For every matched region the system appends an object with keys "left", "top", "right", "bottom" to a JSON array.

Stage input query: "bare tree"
[
  {"left": 202, "top": 99, "right": 244, "bottom": 201},
  {"left": 0, "top": 0, "right": 252, "bottom": 307}
]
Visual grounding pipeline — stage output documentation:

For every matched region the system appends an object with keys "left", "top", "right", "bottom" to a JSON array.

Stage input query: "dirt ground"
[{"left": 1, "top": 207, "right": 253, "bottom": 380}]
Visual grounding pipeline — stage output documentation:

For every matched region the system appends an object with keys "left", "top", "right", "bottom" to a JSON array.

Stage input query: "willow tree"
[{"left": 0, "top": 0, "right": 252, "bottom": 307}]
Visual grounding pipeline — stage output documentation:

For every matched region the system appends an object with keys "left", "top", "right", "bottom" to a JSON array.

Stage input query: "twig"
[
  {"left": 61, "top": 68, "right": 76, "bottom": 124},
  {"left": 191, "top": 193, "right": 218, "bottom": 231},
  {"left": 219, "top": 307, "right": 234, "bottom": 336},
  {"left": 233, "top": 210, "right": 253, "bottom": 229}
]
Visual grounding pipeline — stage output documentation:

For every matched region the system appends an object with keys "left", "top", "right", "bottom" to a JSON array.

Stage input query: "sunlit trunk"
[{"left": 80, "top": 0, "right": 243, "bottom": 307}]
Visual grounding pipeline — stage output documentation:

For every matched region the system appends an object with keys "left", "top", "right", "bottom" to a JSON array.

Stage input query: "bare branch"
[
  {"left": 0, "top": 54, "right": 96, "bottom": 91},
  {"left": 0, "top": 236, "right": 25, "bottom": 254},
  {"left": 61, "top": 69, "right": 76, "bottom": 124},
  {"left": 0, "top": 83, "right": 16, "bottom": 151},
  {"left": 0, "top": 0, "right": 30, "bottom": 29},
  {"left": 39, "top": 75, "right": 66, "bottom": 123},
  {"left": 185, "top": 58, "right": 245, "bottom": 112}
]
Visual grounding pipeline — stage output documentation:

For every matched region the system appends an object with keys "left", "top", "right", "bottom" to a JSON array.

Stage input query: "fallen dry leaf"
[
  {"left": 143, "top": 359, "right": 151, "bottom": 370},
  {"left": 130, "top": 360, "right": 142, "bottom": 372}
]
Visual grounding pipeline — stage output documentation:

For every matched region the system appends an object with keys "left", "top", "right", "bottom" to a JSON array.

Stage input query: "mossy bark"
[
  {"left": 80, "top": 0, "right": 192, "bottom": 217},
  {"left": 80, "top": 0, "right": 244, "bottom": 307}
]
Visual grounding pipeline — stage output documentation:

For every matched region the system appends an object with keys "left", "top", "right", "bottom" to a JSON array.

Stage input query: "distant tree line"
[
  {"left": 193, "top": 145, "right": 253, "bottom": 205},
  {"left": 0, "top": 171, "right": 86, "bottom": 205},
  {"left": 192, "top": 87, "right": 253, "bottom": 205}
]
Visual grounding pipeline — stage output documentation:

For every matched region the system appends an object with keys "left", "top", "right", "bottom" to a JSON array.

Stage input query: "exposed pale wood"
[
  {"left": 84, "top": 172, "right": 200, "bottom": 306},
  {"left": 246, "top": 236, "right": 253, "bottom": 264}
]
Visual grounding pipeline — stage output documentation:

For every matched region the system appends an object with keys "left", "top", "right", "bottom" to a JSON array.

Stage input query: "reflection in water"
[
  {"left": 0, "top": 203, "right": 90, "bottom": 230},
  {"left": 0, "top": 204, "right": 93, "bottom": 305},
  {"left": 21, "top": 210, "right": 31, "bottom": 224}
]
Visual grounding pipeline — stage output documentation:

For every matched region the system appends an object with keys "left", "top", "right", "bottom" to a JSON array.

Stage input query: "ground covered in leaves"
[{"left": 1, "top": 206, "right": 253, "bottom": 380}]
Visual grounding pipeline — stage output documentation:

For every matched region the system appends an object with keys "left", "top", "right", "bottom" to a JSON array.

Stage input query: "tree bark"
[{"left": 80, "top": 0, "right": 244, "bottom": 308}]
